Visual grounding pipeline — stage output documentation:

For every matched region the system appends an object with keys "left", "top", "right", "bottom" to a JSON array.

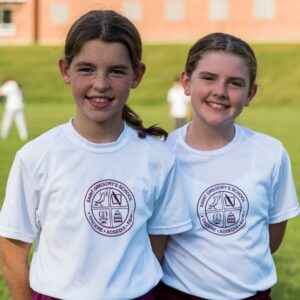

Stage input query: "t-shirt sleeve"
[
  {"left": 0, "top": 153, "right": 41, "bottom": 242},
  {"left": 147, "top": 161, "right": 192, "bottom": 235},
  {"left": 268, "top": 148, "right": 300, "bottom": 224}
]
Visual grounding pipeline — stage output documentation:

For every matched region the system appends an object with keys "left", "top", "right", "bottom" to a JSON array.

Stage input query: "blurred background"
[
  {"left": 1, "top": 0, "right": 300, "bottom": 45},
  {"left": 0, "top": 1, "right": 300, "bottom": 299}
]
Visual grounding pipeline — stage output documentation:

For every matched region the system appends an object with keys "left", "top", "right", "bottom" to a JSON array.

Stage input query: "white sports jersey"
[
  {"left": 167, "top": 86, "right": 190, "bottom": 118},
  {"left": 0, "top": 80, "right": 24, "bottom": 111},
  {"left": 162, "top": 123, "right": 300, "bottom": 300},
  {"left": 0, "top": 121, "right": 192, "bottom": 300}
]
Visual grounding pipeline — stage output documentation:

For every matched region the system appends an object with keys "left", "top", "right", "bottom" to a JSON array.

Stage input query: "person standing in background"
[
  {"left": 167, "top": 75, "right": 191, "bottom": 129},
  {"left": 0, "top": 78, "right": 28, "bottom": 141}
]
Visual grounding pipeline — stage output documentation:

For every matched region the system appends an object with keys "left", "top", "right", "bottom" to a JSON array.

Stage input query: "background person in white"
[
  {"left": 167, "top": 75, "right": 191, "bottom": 129},
  {"left": 158, "top": 33, "right": 300, "bottom": 300},
  {"left": 0, "top": 78, "right": 28, "bottom": 141}
]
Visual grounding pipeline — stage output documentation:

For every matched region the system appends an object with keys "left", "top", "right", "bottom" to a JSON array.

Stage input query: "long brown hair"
[{"left": 64, "top": 10, "right": 167, "bottom": 139}]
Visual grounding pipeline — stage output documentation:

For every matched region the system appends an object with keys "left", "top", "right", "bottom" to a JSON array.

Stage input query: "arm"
[
  {"left": 149, "top": 235, "right": 169, "bottom": 263},
  {"left": 0, "top": 237, "right": 33, "bottom": 300},
  {"left": 269, "top": 221, "right": 287, "bottom": 254}
]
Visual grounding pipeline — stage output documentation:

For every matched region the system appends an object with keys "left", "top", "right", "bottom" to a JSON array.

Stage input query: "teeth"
[
  {"left": 209, "top": 102, "right": 226, "bottom": 109},
  {"left": 95, "top": 98, "right": 107, "bottom": 103}
]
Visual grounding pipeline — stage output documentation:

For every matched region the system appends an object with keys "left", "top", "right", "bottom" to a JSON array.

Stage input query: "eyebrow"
[
  {"left": 199, "top": 71, "right": 246, "bottom": 82},
  {"left": 74, "top": 62, "right": 130, "bottom": 70},
  {"left": 74, "top": 62, "right": 94, "bottom": 68},
  {"left": 109, "top": 65, "right": 130, "bottom": 71}
]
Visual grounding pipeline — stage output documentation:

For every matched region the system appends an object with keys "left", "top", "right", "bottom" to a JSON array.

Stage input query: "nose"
[
  {"left": 92, "top": 72, "right": 110, "bottom": 91},
  {"left": 213, "top": 81, "right": 228, "bottom": 99}
]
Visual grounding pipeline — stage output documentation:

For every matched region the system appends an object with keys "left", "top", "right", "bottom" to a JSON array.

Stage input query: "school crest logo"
[
  {"left": 84, "top": 179, "right": 135, "bottom": 237},
  {"left": 197, "top": 183, "right": 248, "bottom": 236}
]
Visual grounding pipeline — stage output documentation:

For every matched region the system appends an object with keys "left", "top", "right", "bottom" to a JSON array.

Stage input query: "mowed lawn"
[{"left": 0, "top": 44, "right": 300, "bottom": 299}]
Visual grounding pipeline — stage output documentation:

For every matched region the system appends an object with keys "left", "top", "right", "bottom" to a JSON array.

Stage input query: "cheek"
[
  {"left": 70, "top": 82, "right": 80, "bottom": 95},
  {"left": 70, "top": 81, "right": 86, "bottom": 100},
  {"left": 114, "top": 80, "right": 132, "bottom": 96},
  {"left": 190, "top": 83, "right": 206, "bottom": 98},
  {"left": 71, "top": 77, "right": 88, "bottom": 91},
  {"left": 233, "top": 90, "right": 249, "bottom": 105},
  {"left": 190, "top": 94, "right": 202, "bottom": 110}
]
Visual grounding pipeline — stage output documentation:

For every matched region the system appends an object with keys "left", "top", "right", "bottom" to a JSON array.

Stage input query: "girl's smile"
[
  {"left": 59, "top": 39, "right": 145, "bottom": 141},
  {"left": 87, "top": 95, "right": 114, "bottom": 109},
  {"left": 182, "top": 51, "right": 256, "bottom": 132}
]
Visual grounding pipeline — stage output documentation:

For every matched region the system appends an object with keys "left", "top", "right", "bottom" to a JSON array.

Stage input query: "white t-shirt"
[
  {"left": 167, "top": 85, "right": 190, "bottom": 118},
  {"left": 0, "top": 80, "right": 24, "bottom": 111},
  {"left": 0, "top": 121, "right": 192, "bottom": 300},
  {"left": 162, "top": 123, "right": 300, "bottom": 300}
]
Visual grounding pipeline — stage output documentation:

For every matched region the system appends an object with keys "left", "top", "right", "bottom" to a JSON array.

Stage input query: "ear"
[
  {"left": 131, "top": 63, "right": 146, "bottom": 89},
  {"left": 59, "top": 59, "right": 71, "bottom": 84},
  {"left": 181, "top": 71, "right": 191, "bottom": 96},
  {"left": 245, "top": 84, "right": 257, "bottom": 106}
]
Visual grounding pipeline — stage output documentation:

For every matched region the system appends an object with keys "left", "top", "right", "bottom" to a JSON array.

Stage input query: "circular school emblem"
[
  {"left": 84, "top": 179, "right": 135, "bottom": 237},
  {"left": 197, "top": 183, "right": 248, "bottom": 236}
]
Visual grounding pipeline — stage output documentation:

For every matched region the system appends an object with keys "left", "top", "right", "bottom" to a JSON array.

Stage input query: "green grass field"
[{"left": 0, "top": 44, "right": 300, "bottom": 299}]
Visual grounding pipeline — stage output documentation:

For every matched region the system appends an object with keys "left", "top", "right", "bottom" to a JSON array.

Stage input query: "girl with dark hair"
[
  {"left": 0, "top": 10, "right": 191, "bottom": 300},
  {"left": 157, "top": 33, "right": 299, "bottom": 300}
]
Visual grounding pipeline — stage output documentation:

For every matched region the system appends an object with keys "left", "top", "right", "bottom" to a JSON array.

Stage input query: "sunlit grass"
[{"left": 0, "top": 44, "right": 300, "bottom": 300}]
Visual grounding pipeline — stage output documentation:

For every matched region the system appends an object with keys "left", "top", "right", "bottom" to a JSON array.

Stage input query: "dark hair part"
[
  {"left": 185, "top": 32, "right": 257, "bottom": 87},
  {"left": 64, "top": 10, "right": 167, "bottom": 139}
]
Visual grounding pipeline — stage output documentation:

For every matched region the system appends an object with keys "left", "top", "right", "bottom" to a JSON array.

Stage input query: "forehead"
[
  {"left": 72, "top": 39, "right": 131, "bottom": 66},
  {"left": 196, "top": 51, "right": 249, "bottom": 78}
]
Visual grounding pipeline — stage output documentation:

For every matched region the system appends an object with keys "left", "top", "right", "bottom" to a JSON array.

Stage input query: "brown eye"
[
  {"left": 202, "top": 76, "right": 214, "bottom": 81},
  {"left": 231, "top": 81, "right": 244, "bottom": 87},
  {"left": 78, "top": 68, "right": 93, "bottom": 74},
  {"left": 111, "top": 69, "right": 126, "bottom": 76}
]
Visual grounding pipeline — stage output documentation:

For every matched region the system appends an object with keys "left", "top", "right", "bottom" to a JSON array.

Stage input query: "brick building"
[{"left": 1, "top": 0, "right": 300, "bottom": 45}]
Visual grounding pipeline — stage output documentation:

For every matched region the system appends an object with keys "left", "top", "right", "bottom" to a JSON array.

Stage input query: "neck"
[
  {"left": 72, "top": 118, "right": 125, "bottom": 143},
  {"left": 185, "top": 121, "right": 235, "bottom": 151}
]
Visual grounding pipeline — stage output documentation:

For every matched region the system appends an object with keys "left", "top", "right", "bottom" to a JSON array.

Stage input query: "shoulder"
[
  {"left": 131, "top": 128, "right": 176, "bottom": 169},
  {"left": 167, "top": 87, "right": 177, "bottom": 97},
  {"left": 238, "top": 125, "right": 285, "bottom": 158},
  {"left": 17, "top": 123, "right": 67, "bottom": 164},
  {"left": 0, "top": 80, "right": 17, "bottom": 93},
  {"left": 166, "top": 126, "right": 185, "bottom": 150}
]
